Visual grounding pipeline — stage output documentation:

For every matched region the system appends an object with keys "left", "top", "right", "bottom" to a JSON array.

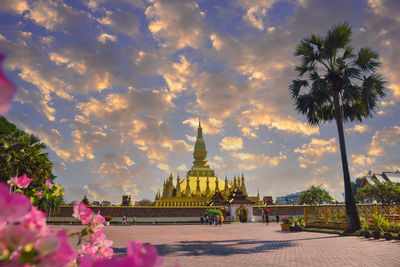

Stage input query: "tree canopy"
[
  {"left": 299, "top": 185, "right": 333, "bottom": 205},
  {"left": 356, "top": 181, "right": 400, "bottom": 207},
  {"left": 0, "top": 117, "right": 55, "bottom": 184}
]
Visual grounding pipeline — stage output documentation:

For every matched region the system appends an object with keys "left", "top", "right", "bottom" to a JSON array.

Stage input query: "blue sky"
[{"left": 1, "top": 0, "right": 399, "bottom": 203}]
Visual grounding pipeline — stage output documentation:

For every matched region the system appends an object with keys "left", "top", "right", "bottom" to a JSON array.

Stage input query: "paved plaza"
[{"left": 55, "top": 223, "right": 400, "bottom": 266}]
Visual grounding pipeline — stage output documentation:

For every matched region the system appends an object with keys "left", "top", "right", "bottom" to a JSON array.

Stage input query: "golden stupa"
[{"left": 154, "top": 119, "right": 258, "bottom": 207}]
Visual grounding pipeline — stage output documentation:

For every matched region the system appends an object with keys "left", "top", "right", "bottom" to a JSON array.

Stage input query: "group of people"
[
  {"left": 264, "top": 207, "right": 280, "bottom": 225},
  {"left": 122, "top": 216, "right": 136, "bottom": 225},
  {"left": 200, "top": 215, "right": 223, "bottom": 226}
]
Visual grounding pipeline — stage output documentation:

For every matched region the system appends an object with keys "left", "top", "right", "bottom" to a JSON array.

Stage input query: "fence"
[{"left": 304, "top": 204, "right": 400, "bottom": 229}]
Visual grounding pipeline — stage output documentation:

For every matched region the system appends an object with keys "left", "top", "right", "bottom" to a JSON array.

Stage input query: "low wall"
[
  {"left": 56, "top": 205, "right": 305, "bottom": 219},
  {"left": 56, "top": 206, "right": 209, "bottom": 218}
]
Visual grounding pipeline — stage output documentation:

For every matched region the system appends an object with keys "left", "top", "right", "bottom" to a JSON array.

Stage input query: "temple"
[{"left": 155, "top": 119, "right": 261, "bottom": 207}]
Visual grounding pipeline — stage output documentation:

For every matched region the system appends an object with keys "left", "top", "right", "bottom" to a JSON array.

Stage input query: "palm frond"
[
  {"left": 289, "top": 79, "right": 308, "bottom": 98},
  {"left": 324, "top": 22, "right": 352, "bottom": 56},
  {"left": 356, "top": 47, "right": 380, "bottom": 72}
]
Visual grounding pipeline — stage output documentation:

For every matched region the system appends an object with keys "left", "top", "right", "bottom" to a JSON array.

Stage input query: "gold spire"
[
  {"left": 185, "top": 177, "right": 191, "bottom": 197},
  {"left": 196, "top": 175, "right": 201, "bottom": 197},
  {"left": 205, "top": 176, "right": 211, "bottom": 196},
  {"left": 176, "top": 175, "right": 181, "bottom": 197},
  {"left": 224, "top": 176, "right": 229, "bottom": 197},
  {"left": 193, "top": 119, "right": 207, "bottom": 165},
  {"left": 215, "top": 177, "right": 220, "bottom": 192}
]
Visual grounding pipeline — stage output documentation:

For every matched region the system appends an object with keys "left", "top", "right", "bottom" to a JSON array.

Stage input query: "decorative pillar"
[
  {"left": 176, "top": 175, "right": 181, "bottom": 197},
  {"left": 186, "top": 177, "right": 191, "bottom": 197}
]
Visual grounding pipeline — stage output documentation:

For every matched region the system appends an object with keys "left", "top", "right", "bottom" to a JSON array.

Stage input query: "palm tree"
[{"left": 289, "top": 22, "right": 387, "bottom": 232}]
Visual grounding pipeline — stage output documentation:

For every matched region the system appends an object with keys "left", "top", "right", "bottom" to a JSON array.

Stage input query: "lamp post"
[{"left": 292, "top": 199, "right": 296, "bottom": 218}]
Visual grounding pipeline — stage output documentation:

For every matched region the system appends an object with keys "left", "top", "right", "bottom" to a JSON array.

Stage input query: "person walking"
[
  {"left": 200, "top": 216, "right": 204, "bottom": 224},
  {"left": 265, "top": 208, "right": 270, "bottom": 225},
  {"left": 218, "top": 215, "right": 222, "bottom": 227},
  {"left": 276, "top": 214, "right": 280, "bottom": 224},
  {"left": 133, "top": 216, "right": 136, "bottom": 225},
  {"left": 122, "top": 215, "right": 126, "bottom": 225}
]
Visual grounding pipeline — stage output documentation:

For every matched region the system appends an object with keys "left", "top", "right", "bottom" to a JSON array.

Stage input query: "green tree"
[
  {"left": 0, "top": 118, "right": 54, "bottom": 184},
  {"left": 101, "top": 200, "right": 111, "bottom": 206},
  {"left": 136, "top": 199, "right": 154, "bottom": 206},
  {"left": 299, "top": 185, "right": 333, "bottom": 205},
  {"left": 82, "top": 195, "right": 90, "bottom": 206},
  {"left": 356, "top": 181, "right": 400, "bottom": 207},
  {"left": 351, "top": 177, "right": 364, "bottom": 197},
  {"left": 289, "top": 22, "right": 387, "bottom": 231}
]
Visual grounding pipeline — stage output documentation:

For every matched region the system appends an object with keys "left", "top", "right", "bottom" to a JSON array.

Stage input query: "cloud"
[
  {"left": 238, "top": 0, "right": 277, "bottom": 31},
  {"left": 346, "top": 124, "right": 370, "bottom": 134},
  {"left": 239, "top": 102, "right": 320, "bottom": 137},
  {"left": 368, "top": 126, "right": 400, "bottom": 156},
  {"left": 145, "top": 0, "right": 205, "bottom": 51},
  {"left": 97, "top": 33, "right": 116, "bottom": 43},
  {"left": 183, "top": 117, "right": 224, "bottom": 135},
  {"left": 77, "top": 88, "right": 173, "bottom": 125},
  {"left": 193, "top": 72, "right": 258, "bottom": 119},
  {"left": 367, "top": 0, "right": 400, "bottom": 22},
  {"left": 157, "top": 55, "right": 196, "bottom": 95},
  {"left": 25, "top": 0, "right": 90, "bottom": 30},
  {"left": 97, "top": 8, "right": 140, "bottom": 39},
  {"left": 351, "top": 154, "right": 376, "bottom": 167},
  {"left": 0, "top": 0, "right": 28, "bottom": 15},
  {"left": 232, "top": 151, "right": 286, "bottom": 170},
  {"left": 294, "top": 138, "right": 338, "bottom": 165},
  {"left": 220, "top": 137, "right": 243, "bottom": 151}
]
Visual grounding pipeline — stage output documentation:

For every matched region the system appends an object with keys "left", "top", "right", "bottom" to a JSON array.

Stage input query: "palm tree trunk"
[{"left": 333, "top": 90, "right": 361, "bottom": 232}]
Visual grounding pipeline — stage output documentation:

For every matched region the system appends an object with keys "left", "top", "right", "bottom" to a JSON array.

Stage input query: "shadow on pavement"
[
  {"left": 155, "top": 239, "right": 293, "bottom": 257},
  {"left": 112, "top": 235, "right": 343, "bottom": 257}
]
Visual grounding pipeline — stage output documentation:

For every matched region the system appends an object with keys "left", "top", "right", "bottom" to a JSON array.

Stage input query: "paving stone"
[{"left": 53, "top": 223, "right": 400, "bottom": 266}]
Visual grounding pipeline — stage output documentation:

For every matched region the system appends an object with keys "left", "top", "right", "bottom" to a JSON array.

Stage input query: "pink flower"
[
  {"left": 34, "top": 190, "right": 43, "bottom": 197},
  {"left": 7, "top": 176, "right": 18, "bottom": 186},
  {"left": 22, "top": 206, "right": 48, "bottom": 235},
  {"left": 0, "top": 183, "right": 31, "bottom": 223},
  {"left": 126, "top": 241, "right": 163, "bottom": 267},
  {"left": 39, "top": 230, "right": 77, "bottom": 267},
  {"left": 0, "top": 53, "right": 16, "bottom": 115},
  {"left": 73, "top": 202, "right": 93, "bottom": 225},
  {"left": 89, "top": 228, "right": 106, "bottom": 243},
  {"left": 0, "top": 225, "right": 35, "bottom": 251},
  {"left": 9, "top": 174, "right": 34, "bottom": 189},
  {"left": 80, "top": 243, "right": 99, "bottom": 258},
  {"left": 90, "top": 212, "right": 105, "bottom": 232},
  {"left": 45, "top": 179, "right": 54, "bottom": 189}
]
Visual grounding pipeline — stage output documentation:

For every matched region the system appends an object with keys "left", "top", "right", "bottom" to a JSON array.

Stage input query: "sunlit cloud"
[{"left": 220, "top": 136, "right": 243, "bottom": 151}]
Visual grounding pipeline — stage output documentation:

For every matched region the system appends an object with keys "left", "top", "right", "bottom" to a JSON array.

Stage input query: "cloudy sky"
[{"left": 1, "top": 0, "right": 399, "bottom": 203}]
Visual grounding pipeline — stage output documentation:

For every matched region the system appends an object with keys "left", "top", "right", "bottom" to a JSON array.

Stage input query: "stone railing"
[{"left": 304, "top": 204, "right": 400, "bottom": 229}]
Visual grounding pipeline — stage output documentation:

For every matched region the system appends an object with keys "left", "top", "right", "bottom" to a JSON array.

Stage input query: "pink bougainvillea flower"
[
  {"left": 89, "top": 228, "right": 106, "bottom": 243},
  {"left": 0, "top": 183, "right": 31, "bottom": 223},
  {"left": 90, "top": 211, "right": 105, "bottom": 232},
  {"left": 80, "top": 243, "right": 99, "bottom": 258},
  {"left": 0, "top": 224, "right": 36, "bottom": 251},
  {"left": 22, "top": 206, "right": 48, "bottom": 235},
  {"left": 73, "top": 202, "right": 93, "bottom": 225},
  {"left": 17, "top": 174, "right": 34, "bottom": 189},
  {"left": 35, "top": 235, "right": 60, "bottom": 257},
  {"left": 127, "top": 241, "right": 163, "bottom": 267},
  {"left": 45, "top": 179, "right": 54, "bottom": 189},
  {"left": 39, "top": 230, "right": 77, "bottom": 267},
  {"left": 0, "top": 54, "right": 16, "bottom": 115},
  {"left": 34, "top": 190, "right": 43, "bottom": 197},
  {"left": 7, "top": 176, "right": 18, "bottom": 186}
]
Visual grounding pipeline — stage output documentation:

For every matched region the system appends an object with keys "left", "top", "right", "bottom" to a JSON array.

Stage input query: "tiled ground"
[{"left": 54, "top": 223, "right": 400, "bottom": 267}]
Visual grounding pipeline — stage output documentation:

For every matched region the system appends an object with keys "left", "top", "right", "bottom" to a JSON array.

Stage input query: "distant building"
[
  {"left": 263, "top": 196, "right": 274, "bottom": 205},
  {"left": 357, "top": 170, "right": 400, "bottom": 203},
  {"left": 91, "top": 201, "right": 100, "bottom": 206},
  {"left": 275, "top": 192, "right": 303, "bottom": 205},
  {"left": 121, "top": 195, "right": 131, "bottom": 206}
]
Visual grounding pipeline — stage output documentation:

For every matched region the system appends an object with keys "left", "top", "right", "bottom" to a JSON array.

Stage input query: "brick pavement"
[{"left": 54, "top": 223, "right": 400, "bottom": 267}]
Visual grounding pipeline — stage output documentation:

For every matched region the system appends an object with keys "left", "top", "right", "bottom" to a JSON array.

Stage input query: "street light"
[{"left": 292, "top": 199, "right": 296, "bottom": 217}]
